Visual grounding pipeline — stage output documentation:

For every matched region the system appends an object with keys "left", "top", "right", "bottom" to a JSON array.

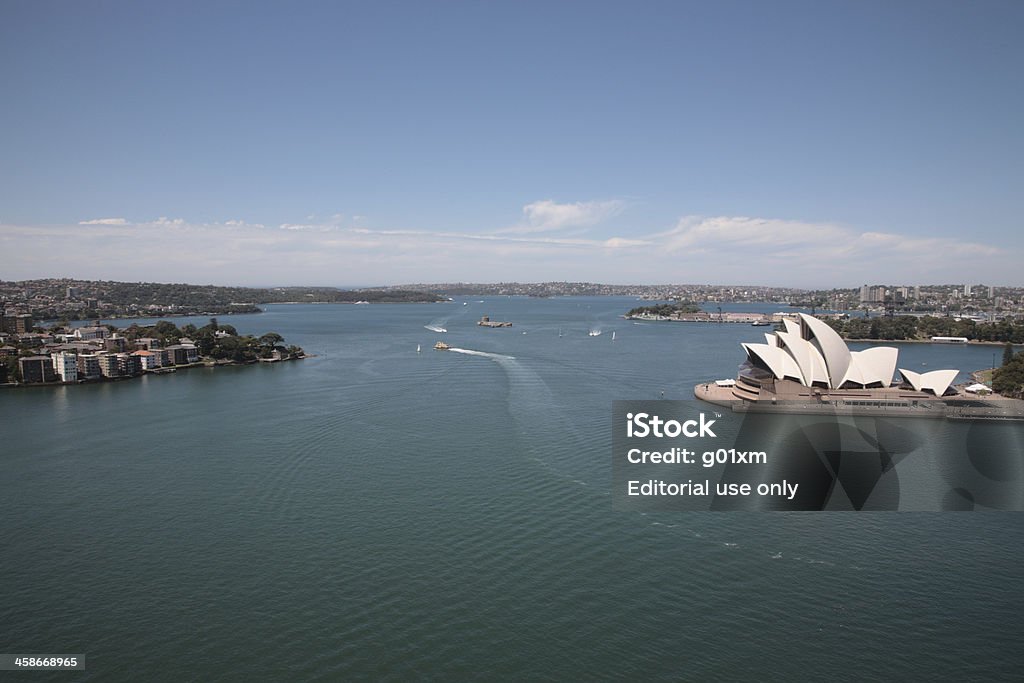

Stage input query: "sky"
[{"left": 1, "top": 0, "right": 1021, "bottom": 288}]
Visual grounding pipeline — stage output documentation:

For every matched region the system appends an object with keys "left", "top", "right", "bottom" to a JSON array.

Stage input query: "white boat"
[
  {"left": 588, "top": 330, "right": 602, "bottom": 337},
  {"left": 417, "top": 344, "right": 421, "bottom": 353},
  {"left": 612, "top": 331, "right": 616, "bottom": 341}
]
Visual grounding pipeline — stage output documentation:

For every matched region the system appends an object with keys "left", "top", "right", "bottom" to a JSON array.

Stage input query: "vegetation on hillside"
[
  {"left": 625, "top": 302, "right": 702, "bottom": 317},
  {"left": 3, "top": 279, "right": 444, "bottom": 320},
  {"left": 823, "top": 315, "right": 1024, "bottom": 343},
  {"left": 125, "top": 318, "right": 304, "bottom": 363},
  {"left": 993, "top": 346, "right": 1024, "bottom": 398}
]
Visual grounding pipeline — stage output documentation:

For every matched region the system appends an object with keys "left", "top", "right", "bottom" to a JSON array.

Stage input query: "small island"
[
  {"left": 1, "top": 317, "right": 305, "bottom": 386},
  {"left": 624, "top": 302, "right": 702, "bottom": 320}
]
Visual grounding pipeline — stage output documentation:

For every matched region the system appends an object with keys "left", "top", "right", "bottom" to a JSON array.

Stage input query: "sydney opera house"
[{"left": 696, "top": 313, "right": 973, "bottom": 416}]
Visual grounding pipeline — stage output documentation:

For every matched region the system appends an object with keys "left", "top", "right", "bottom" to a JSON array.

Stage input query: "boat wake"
[
  {"left": 424, "top": 324, "right": 447, "bottom": 333},
  {"left": 443, "top": 345, "right": 592, "bottom": 487},
  {"left": 446, "top": 347, "right": 515, "bottom": 360}
]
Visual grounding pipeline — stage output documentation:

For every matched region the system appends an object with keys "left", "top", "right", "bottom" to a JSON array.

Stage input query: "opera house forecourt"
[{"left": 696, "top": 313, "right": 1024, "bottom": 421}]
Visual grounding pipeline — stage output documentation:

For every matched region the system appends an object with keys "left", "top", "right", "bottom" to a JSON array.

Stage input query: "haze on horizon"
[{"left": 1, "top": 2, "right": 1021, "bottom": 289}]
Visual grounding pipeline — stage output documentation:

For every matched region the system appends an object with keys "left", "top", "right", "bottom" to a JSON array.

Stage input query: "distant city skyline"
[{"left": 2, "top": 1, "right": 1022, "bottom": 287}]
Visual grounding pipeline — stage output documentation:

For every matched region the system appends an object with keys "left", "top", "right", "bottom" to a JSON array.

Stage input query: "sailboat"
[
  {"left": 417, "top": 344, "right": 421, "bottom": 353},
  {"left": 612, "top": 331, "right": 616, "bottom": 342}
]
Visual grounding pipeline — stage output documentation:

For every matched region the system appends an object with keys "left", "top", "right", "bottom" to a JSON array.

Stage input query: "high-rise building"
[
  {"left": 51, "top": 352, "right": 78, "bottom": 382},
  {"left": 19, "top": 356, "right": 57, "bottom": 383},
  {"left": 2, "top": 314, "right": 33, "bottom": 334},
  {"left": 964, "top": 284, "right": 972, "bottom": 296}
]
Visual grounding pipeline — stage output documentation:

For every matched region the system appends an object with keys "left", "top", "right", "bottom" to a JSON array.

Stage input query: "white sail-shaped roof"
[
  {"left": 782, "top": 318, "right": 801, "bottom": 336},
  {"left": 842, "top": 356, "right": 866, "bottom": 386},
  {"left": 742, "top": 343, "right": 802, "bottom": 382},
  {"left": 850, "top": 347, "right": 898, "bottom": 387},
  {"left": 776, "top": 330, "right": 828, "bottom": 386},
  {"left": 735, "top": 314, "right": 958, "bottom": 396},
  {"left": 898, "top": 368, "right": 958, "bottom": 396},
  {"left": 798, "top": 313, "right": 851, "bottom": 389}
]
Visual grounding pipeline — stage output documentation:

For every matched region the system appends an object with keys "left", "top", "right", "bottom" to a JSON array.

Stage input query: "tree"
[
  {"left": 154, "top": 320, "right": 178, "bottom": 336},
  {"left": 993, "top": 354, "right": 1024, "bottom": 398},
  {"left": 259, "top": 332, "right": 284, "bottom": 347},
  {"left": 4, "top": 356, "right": 22, "bottom": 383},
  {"left": 1004, "top": 343, "right": 1015, "bottom": 367}
]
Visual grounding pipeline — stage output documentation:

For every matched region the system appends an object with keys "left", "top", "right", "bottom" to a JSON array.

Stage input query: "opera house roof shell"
[{"left": 741, "top": 313, "right": 959, "bottom": 397}]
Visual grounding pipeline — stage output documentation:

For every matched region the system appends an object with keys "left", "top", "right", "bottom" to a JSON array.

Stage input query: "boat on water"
[
  {"left": 477, "top": 315, "right": 512, "bottom": 328},
  {"left": 751, "top": 320, "right": 772, "bottom": 326},
  {"left": 434, "top": 341, "right": 451, "bottom": 350},
  {"left": 417, "top": 344, "right": 421, "bottom": 353},
  {"left": 588, "top": 330, "right": 602, "bottom": 337}
]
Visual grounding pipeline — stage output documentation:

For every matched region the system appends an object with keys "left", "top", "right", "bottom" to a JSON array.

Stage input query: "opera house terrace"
[{"left": 696, "top": 313, "right": 1024, "bottom": 421}]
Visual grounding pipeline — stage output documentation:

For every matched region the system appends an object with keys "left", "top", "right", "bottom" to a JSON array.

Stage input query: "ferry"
[{"left": 434, "top": 341, "right": 451, "bottom": 350}]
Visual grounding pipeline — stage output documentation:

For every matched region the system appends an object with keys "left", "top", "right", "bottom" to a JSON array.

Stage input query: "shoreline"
[
  {"left": 843, "top": 338, "right": 1023, "bottom": 347},
  {"left": 2, "top": 355, "right": 308, "bottom": 389},
  {"left": 623, "top": 316, "right": 1023, "bottom": 346}
]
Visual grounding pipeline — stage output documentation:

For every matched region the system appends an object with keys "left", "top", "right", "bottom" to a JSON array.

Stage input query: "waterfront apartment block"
[
  {"left": 76, "top": 354, "right": 102, "bottom": 380},
  {"left": 131, "top": 350, "right": 161, "bottom": 370},
  {"left": 52, "top": 351, "right": 79, "bottom": 382},
  {"left": 97, "top": 353, "right": 120, "bottom": 378},
  {"left": 165, "top": 343, "right": 199, "bottom": 365},
  {"left": 116, "top": 353, "right": 143, "bottom": 377},
  {"left": 18, "top": 355, "right": 57, "bottom": 383}
]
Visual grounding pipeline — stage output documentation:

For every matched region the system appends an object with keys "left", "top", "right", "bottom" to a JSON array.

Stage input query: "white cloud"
[
  {"left": 2, "top": 209, "right": 1017, "bottom": 287},
  {"left": 79, "top": 217, "right": 129, "bottom": 225},
  {"left": 224, "top": 219, "right": 265, "bottom": 229},
  {"left": 651, "top": 214, "right": 1004, "bottom": 284},
  {"left": 140, "top": 217, "right": 186, "bottom": 228},
  {"left": 661, "top": 215, "right": 846, "bottom": 251},
  {"left": 602, "top": 237, "right": 650, "bottom": 248},
  {"left": 515, "top": 199, "right": 625, "bottom": 232}
]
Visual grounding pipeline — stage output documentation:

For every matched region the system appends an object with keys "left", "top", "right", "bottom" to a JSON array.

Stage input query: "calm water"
[{"left": 3, "top": 297, "right": 1022, "bottom": 680}]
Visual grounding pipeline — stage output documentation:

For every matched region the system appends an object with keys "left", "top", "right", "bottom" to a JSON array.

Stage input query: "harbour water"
[{"left": 2, "top": 297, "right": 1023, "bottom": 680}]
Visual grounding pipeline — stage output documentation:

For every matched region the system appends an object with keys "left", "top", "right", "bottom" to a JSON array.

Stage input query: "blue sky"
[{"left": 2, "top": 1, "right": 1021, "bottom": 287}]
